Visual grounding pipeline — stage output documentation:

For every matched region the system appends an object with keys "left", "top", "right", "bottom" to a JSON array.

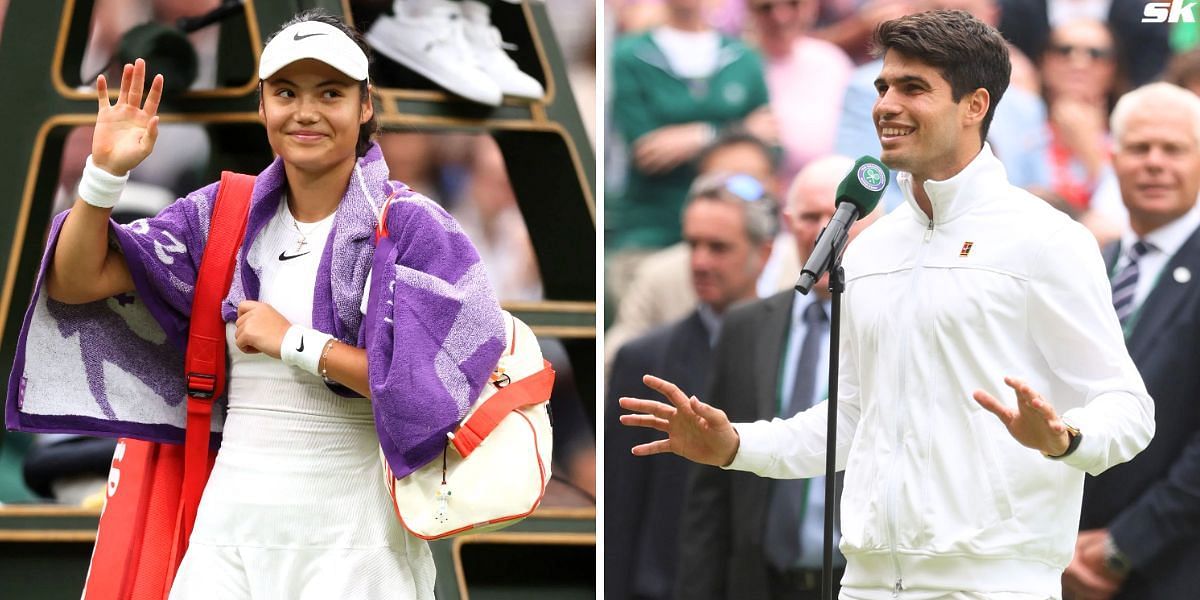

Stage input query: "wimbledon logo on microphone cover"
[{"left": 857, "top": 163, "right": 886, "bottom": 192}]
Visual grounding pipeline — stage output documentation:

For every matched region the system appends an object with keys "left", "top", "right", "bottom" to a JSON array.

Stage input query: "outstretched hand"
[
  {"left": 93, "top": 58, "right": 164, "bottom": 177},
  {"left": 618, "top": 374, "right": 740, "bottom": 467},
  {"left": 973, "top": 376, "right": 1072, "bottom": 456}
]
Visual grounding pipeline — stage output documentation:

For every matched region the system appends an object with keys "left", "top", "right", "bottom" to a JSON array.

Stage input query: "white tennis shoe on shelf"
[
  {"left": 461, "top": 0, "right": 545, "bottom": 100},
  {"left": 365, "top": 0, "right": 503, "bottom": 106}
]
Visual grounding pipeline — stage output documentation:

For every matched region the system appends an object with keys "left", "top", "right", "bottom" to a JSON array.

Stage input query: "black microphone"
[{"left": 795, "top": 156, "right": 889, "bottom": 294}]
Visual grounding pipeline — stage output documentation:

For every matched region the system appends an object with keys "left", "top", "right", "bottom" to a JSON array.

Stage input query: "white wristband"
[
  {"left": 78, "top": 155, "right": 129, "bottom": 209},
  {"left": 280, "top": 325, "right": 335, "bottom": 376}
]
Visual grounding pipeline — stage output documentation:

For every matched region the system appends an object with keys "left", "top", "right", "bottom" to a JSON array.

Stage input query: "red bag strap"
[
  {"left": 173, "top": 171, "right": 255, "bottom": 564},
  {"left": 450, "top": 360, "right": 555, "bottom": 458}
]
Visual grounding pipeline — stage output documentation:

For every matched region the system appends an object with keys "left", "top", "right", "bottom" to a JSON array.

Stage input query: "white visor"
[{"left": 258, "top": 21, "right": 369, "bottom": 81}]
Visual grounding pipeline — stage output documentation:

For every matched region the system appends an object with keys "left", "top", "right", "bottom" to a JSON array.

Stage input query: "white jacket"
[{"left": 728, "top": 145, "right": 1154, "bottom": 598}]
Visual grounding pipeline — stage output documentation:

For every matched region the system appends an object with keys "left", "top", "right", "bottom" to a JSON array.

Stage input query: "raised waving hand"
[{"left": 92, "top": 58, "right": 164, "bottom": 176}]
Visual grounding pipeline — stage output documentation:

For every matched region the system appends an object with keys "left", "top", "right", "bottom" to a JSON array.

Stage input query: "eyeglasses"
[
  {"left": 1047, "top": 43, "right": 1114, "bottom": 62},
  {"left": 690, "top": 173, "right": 769, "bottom": 204},
  {"left": 751, "top": 0, "right": 802, "bottom": 15}
]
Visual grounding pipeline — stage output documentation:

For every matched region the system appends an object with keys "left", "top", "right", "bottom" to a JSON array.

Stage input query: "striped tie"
[{"left": 1112, "top": 240, "right": 1153, "bottom": 324}]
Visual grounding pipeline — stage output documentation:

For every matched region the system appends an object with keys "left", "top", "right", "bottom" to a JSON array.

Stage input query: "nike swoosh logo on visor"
[
  {"left": 298, "top": 336, "right": 305, "bottom": 352},
  {"left": 279, "top": 251, "right": 310, "bottom": 261},
  {"left": 293, "top": 32, "right": 327, "bottom": 41}
]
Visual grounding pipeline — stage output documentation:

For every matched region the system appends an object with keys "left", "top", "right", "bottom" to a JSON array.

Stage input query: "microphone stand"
[{"left": 822, "top": 265, "right": 844, "bottom": 600}]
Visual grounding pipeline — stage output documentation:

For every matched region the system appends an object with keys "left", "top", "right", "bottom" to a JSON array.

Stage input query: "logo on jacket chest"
[{"left": 722, "top": 82, "right": 746, "bottom": 105}]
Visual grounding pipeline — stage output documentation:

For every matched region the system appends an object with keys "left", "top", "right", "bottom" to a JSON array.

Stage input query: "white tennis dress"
[{"left": 169, "top": 200, "right": 433, "bottom": 599}]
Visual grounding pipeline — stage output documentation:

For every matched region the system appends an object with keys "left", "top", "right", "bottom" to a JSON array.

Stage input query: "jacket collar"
[{"left": 898, "top": 143, "right": 1007, "bottom": 227}]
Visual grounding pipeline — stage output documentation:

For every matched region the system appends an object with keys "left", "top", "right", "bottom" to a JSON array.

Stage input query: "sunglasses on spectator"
[
  {"left": 751, "top": 0, "right": 802, "bottom": 14},
  {"left": 690, "top": 173, "right": 770, "bottom": 204},
  {"left": 1047, "top": 44, "right": 1114, "bottom": 61}
]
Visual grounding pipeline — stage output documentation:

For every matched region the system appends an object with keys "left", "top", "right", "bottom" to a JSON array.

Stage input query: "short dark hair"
[
  {"left": 872, "top": 9, "right": 1011, "bottom": 143},
  {"left": 697, "top": 129, "right": 779, "bottom": 175},
  {"left": 260, "top": 9, "right": 379, "bottom": 157}
]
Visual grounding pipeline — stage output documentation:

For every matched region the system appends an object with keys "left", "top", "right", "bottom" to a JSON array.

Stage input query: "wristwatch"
[
  {"left": 1044, "top": 422, "right": 1082, "bottom": 459},
  {"left": 1103, "top": 534, "right": 1133, "bottom": 577}
]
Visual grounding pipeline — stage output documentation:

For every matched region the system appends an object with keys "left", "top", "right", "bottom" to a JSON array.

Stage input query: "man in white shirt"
[{"left": 620, "top": 10, "right": 1153, "bottom": 599}]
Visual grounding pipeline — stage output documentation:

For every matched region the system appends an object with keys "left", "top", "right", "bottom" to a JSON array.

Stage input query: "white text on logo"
[{"left": 1143, "top": 1, "right": 1197, "bottom": 23}]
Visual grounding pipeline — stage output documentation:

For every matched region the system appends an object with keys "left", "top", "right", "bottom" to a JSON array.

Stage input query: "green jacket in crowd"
[{"left": 608, "top": 30, "right": 770, "bottom": 252}]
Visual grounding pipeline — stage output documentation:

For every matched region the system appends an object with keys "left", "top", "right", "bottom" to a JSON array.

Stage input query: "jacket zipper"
[{"left": 885, "top": 215, "right": 936, "bottom": 598}]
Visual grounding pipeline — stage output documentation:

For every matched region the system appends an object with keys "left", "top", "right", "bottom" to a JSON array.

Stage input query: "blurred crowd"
[
  {"left": 605, "top": 0, "right": 1196, "bottom": 326},
  {"left": 0, "top": 0, "right": 596, "bottom": 506},
  {"left": 604, "top": 1, "right": 1200, "bottom": 599}
]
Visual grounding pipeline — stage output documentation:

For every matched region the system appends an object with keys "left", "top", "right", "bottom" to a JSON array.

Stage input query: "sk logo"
[
  {"left": 960, "top": 241, "right": 974, "bottom": 257},
  {"left": 1143, "top": 0, "right": 1197, "bottom": 22}
]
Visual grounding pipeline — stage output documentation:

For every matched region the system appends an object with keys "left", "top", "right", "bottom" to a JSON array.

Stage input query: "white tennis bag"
[{"left": 383, "top": 311, "right": 555, "bottom": 539}]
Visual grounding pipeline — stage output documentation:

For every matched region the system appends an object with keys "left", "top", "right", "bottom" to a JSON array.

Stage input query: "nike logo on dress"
[
  {"left": 279, "top": 251, "right": 310, "bottom": 261},
  {"left": 293, "top": 32, "right": 327, "bottom": 41},
  {"left": 297, "top": 337, "right": 305, "bottom": 352}
]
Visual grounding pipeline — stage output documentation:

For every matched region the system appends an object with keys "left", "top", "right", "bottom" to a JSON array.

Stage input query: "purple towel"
[{"left": 6, "top": 143, "right": 505, "bottom": 479}]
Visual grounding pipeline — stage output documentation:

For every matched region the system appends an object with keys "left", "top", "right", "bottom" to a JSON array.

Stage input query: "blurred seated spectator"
[
  {"left": 378, "top": 132, "right": 457, "bottom": 205},
  {"left": 609, "top": 0, "right": 749, "bottom": 36},
  {"left": 608, "top": 0, "right": 773, "bottom": 302},
  {"left": 998, "top": 0, "right": 1169, "bottom": 86},
  {"left": 611, "top": 0, "right": 670, "bottom": 33},
  {"left": 1037, "top": 18, "right": 1123, "bottom": 211},
  {"left": 748, "top": 0, "right": 854, "bottom": 184},
  {"left": 811, "top": 0, "right": 919, "bottom": 63},
  {"left": 605, "top": 132, "right": 797, "bottom": 374},
  {"left": 451, "top": 136, "right": 543, "bottom": 301}
]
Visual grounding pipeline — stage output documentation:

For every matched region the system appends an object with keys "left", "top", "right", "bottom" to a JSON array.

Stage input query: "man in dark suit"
[
  {"left": 604, "top": 170, "right": 777, "bottom": 600},
  {"left": 1064, "top": 82, "right": 1200, "bottom": 599},
  {"left": 674, "top": 155, "right": 878, "bottom": 600}
]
